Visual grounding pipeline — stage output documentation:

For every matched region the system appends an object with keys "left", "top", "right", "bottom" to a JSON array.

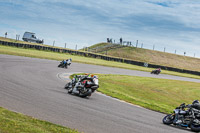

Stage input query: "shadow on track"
[{"left": 164, "top": 124, "right": 193, "bottom": 132}]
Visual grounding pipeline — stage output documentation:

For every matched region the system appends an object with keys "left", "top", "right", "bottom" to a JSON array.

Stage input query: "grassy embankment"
[
  {"left": 97, "top": 74, "right": 200, "bottom": 113},
  {"left": 90, "top": 43, "right": 200, "bottom": 72},
  {"left": 0, "top": 44, "right": 200, "bottom": 79},
  {"left": 0, "top": 107, "right": 78, "bottom": 133}
]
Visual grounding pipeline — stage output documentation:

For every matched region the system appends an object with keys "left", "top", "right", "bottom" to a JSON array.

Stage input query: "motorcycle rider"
[
  {"left": 67, "top": 58, "right": 72, "bottom": 66},
  {"left": 72, "top": 74, "right": 94, "bottom": 93},
  {"left": 157, "top": 68, "right": 161, "bottom": 73},
  {"left": 63, "top": 58, "right": 72, "bottom": 68},
  {"left": 173, "top": 100, "right": 200, "bottom": 124},
  {"left": 187, "top": 100, "right": 200, "bottom": 110},
  {"left": 62, "top": 59, "right": 67, "bottom": 67}
]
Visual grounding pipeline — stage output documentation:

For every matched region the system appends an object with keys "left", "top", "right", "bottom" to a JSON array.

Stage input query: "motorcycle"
[
  {"left": 58, "top": 60, "right": 68, "bottom": 68},
  {"left": 163, "top": 103, "right": 200, "bottom": 132},
  {"left": 151, "top": 69, "right": 160, "bottom": 75},
  {"left": 64, "top": 74, "right": 99, "bottom": 98}
]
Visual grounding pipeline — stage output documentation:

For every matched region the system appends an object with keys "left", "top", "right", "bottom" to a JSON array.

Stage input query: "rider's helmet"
[
  {"left": 192, "top": 100, "right": 199, "bottom": 104},
  {"left": 87, "top": 74, "right": 91, "bottom": 78},
  {"left": 93, "top": 75, "right": 98, "bottom": 79}
]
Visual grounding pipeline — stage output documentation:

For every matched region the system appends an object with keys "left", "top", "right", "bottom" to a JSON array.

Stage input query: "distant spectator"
[
  {"left": 157, "top": 68, "right": 161, "bottom": 72},
  {"left": 120, "top": 37, "right": 123, "bottom": 45},
  {"left": 5, "top": 32, "right": 7, "bottom": 38},
  {"left": 107, "top": 38, "right": 109, "bottom": 43}
]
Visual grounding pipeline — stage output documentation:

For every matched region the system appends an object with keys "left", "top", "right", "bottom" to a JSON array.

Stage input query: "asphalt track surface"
[{"left": 0, "top": 54, "right": 200, "bottom": 133}]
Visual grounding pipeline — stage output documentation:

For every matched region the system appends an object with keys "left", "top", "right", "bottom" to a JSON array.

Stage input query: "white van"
[{"left": 22, "top": 32, "right": 43, "bottom": 44}]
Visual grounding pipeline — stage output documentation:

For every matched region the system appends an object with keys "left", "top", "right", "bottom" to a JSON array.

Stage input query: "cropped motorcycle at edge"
[
  {"left": 163, "top": 103, "right": 200, "bottom": 132},
  {"left": 64, "top": 74, "right": 99, "bottom": 98}
]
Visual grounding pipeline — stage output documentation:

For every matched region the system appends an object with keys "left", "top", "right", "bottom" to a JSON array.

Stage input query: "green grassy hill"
[{"left": 88, "top": 43, "right": 200, "bottom": 72}]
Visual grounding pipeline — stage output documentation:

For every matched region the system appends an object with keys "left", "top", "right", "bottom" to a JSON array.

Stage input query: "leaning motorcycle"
[
  {"left": 65, "top": 74, "right": 99, "bottom": 98},
  {"left": 163, "top": 103, "right": 200, "bottom": 132},
  {"left": 58, "top": 60, "right": 68, "bottom": 68},
  {"left": 151, "top": 69, "right": 160, "bottom": 75}
]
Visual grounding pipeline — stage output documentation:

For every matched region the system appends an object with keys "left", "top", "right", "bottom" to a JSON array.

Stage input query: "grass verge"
[
  {"left": 0, "top": 44, "right": 200, "bottom": 79},
  {"left": 0, "top": 107, "right": 78, "bottom": 133},
  {"left": 97, "top": 74, "right": 200, "bottom": 113}
]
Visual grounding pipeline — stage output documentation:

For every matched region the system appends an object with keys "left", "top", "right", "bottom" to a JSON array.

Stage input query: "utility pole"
[
  {"left": 65, "top": 43, "right": 66, "bottom": 48},
  {"left": 136, "top": 40, "right": 138, "bottom": 48},
  {"left": 53, "top": 41, "right": 55, "bottom": 46}
]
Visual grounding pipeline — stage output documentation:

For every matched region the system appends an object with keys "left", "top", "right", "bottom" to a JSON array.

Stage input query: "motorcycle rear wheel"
[{"left": 191, "top": 124, "right": 200, "bottom": 132}]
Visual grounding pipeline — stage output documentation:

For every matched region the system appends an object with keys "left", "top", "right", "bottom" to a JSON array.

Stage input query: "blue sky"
[{"left": 0, "top": 0, "right": 200, "bottom": 57}]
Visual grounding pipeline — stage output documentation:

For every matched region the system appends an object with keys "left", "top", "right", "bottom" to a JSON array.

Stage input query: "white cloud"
[{"left": 0, "top": 0, "right": 200, "bottom": 57}]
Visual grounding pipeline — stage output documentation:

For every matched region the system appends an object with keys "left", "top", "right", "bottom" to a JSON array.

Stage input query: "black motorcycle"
[
  {"left": 163, "top": 103, "right": 200, "bottom": 132},
  {"left": 151, "top": 69, "right": 160, "bottom": 75},
  {"left": 65, "top": 75, "right": 99, "bottom": 98},
  {"left": 58, "top": 60, "right": 68, "bottom": 68}
]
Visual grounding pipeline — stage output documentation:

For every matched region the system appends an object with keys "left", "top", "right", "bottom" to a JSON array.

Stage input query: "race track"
[{"left": 0, "top": 54, "right": 199, "bottom": 133}]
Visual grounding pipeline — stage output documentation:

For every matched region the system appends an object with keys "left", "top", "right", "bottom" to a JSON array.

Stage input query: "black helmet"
[{"left": 193, "top": 100, "right": 199, "bottom": 104}]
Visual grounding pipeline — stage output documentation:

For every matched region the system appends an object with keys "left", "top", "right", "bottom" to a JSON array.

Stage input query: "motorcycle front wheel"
[
  {"left": 65, "top": 83, "right": 73, "bottom": 94},
  {"left": 79, "top": 89, "right": 92, "bottom": 98},
  {"left": 163, "top": 114, "right": 174, "bottom": 125},
  {"left": 68, "top": 88, "right": 73, "bottom": 94},
  {"left": 65, "top": 64, "right": 68, "bottom": 69}
]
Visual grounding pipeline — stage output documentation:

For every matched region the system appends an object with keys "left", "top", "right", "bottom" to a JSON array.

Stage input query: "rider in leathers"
[
  {"left": 175, "top": 100, "right": 200, "bottom": 124},
  {"left": 187, "top": 100, "right": 200, "bottom": 110}
]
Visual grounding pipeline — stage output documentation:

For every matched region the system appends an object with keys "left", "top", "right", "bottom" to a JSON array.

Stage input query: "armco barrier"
[{"left": 0, "top": 40, "right": 200, "bottom": 76}]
